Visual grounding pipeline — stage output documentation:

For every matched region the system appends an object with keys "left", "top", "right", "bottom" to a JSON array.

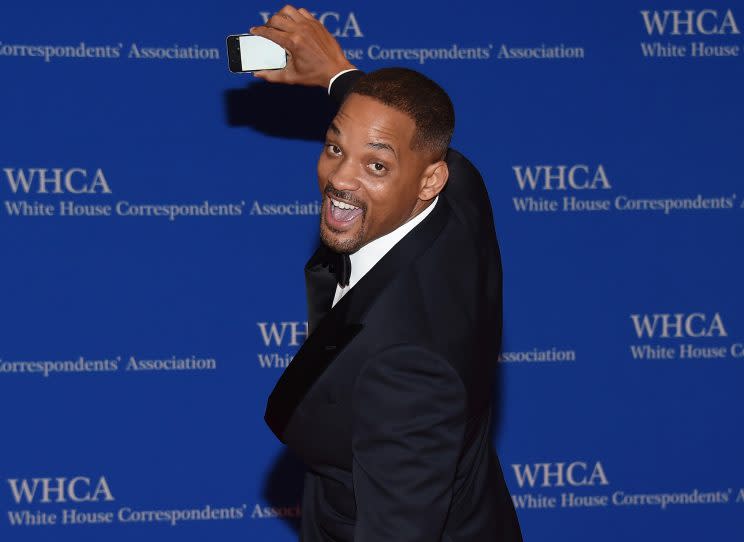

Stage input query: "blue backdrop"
[{"left": 1, "top": 1, "right": 743, "bottom": 541}]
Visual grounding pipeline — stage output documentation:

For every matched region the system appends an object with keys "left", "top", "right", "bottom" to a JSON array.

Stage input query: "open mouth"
[{"left": 326, "top": 196, "right": 364, "bottom": 229}]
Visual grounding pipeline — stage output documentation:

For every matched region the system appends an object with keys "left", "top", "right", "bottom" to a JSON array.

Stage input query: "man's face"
[{"left": 317, "top": 94, "right": 431, "bottom": 254}]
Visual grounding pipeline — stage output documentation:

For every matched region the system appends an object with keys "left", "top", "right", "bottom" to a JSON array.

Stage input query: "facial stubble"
[{"left": 319, "top": 195, "right": 367, "bottom": 254}]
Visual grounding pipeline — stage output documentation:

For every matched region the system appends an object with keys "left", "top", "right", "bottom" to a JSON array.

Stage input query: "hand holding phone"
[
  {"left": 243, "top": 5, "right": 355, "bottom": 87},
  {"left": 226, "top": 34, "right": 287, "bottom": 73}
]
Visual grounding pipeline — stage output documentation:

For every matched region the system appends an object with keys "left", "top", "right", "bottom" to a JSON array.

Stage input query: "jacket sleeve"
[{"left": 351, "top": 344, "right": 467, "bottom": 542}]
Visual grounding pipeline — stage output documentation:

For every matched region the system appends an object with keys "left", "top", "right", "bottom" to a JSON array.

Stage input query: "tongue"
[{"left": 331, "top": 204, "right": 363, "bottom": 222}]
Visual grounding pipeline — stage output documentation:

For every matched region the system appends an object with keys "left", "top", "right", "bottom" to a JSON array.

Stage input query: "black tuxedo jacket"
[{"left": 265, "top": 70, "right": 522, "bottom": 542}]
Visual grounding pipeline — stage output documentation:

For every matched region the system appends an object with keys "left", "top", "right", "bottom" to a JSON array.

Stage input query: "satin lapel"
[
  {"left": 304, "top": 246, "right": 338, "bottom": 334},
  {"left": 265, "top": 196, "right": 451, "bottom": 441}
]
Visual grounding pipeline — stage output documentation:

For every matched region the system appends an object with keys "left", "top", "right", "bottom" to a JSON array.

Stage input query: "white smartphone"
[{"left": 226, "top": 34, "right": 287, "bottom": 73}]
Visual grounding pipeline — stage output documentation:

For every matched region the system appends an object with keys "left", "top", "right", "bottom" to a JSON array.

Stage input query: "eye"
[
  {"left": 368, "top": 162, "right": 387, "bottom": 173},
  {"left": 326, "top": 144, "right": 342, "bottom": 156}
]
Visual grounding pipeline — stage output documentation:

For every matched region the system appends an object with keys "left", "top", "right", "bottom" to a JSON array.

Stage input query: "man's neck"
[{"left": 331, "top": 195, "right": 439, "bottom": 307}]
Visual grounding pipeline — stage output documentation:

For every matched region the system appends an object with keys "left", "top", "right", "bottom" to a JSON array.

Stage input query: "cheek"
[{"left": 367, "top": 175, "right": 414, "bottom": 223}]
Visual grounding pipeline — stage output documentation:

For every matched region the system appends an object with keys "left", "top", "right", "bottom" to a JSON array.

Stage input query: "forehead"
[{"left": 331, "top": 94, "right": 416, "bottom": 151}]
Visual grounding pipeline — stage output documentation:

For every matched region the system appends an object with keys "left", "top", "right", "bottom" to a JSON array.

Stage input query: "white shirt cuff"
[{"left": 327, "top": 69, "right": 359, "bottom": 95}]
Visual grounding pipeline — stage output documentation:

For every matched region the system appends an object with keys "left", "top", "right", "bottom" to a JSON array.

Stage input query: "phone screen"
[{"left": 227, "top": 35, "right": 286, "bottom": 73}]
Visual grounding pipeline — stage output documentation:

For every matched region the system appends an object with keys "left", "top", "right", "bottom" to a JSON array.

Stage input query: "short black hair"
[{"left": 348, "top": 67, "right": 455, "bottom": 160}]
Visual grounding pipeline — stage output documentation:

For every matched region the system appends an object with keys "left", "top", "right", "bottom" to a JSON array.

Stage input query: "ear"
[{"left": 418, "top": 160, "right": 449, "bottom": 201}]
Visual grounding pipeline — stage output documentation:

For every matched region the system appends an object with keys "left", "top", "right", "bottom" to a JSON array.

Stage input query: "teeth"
[{"left": 330, "top": 198, "right": 359, "bottom": 210}]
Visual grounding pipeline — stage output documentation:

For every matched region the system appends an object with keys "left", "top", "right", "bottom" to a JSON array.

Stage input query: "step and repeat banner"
[{"left": 1, "top": 1, "right": 742, "bottom": 541}]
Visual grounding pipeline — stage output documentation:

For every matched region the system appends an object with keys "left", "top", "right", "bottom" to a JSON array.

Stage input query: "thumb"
[{"left": 252, "top": 69, "right": 288, "bottom": 83}]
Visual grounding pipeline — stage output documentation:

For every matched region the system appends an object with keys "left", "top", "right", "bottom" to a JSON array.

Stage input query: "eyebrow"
[
  {"left": 327, "top": 123, "right": 396, "bottom": 157},
  {"left": 367, "top": 141, "right": 396, "bottom": 156}
]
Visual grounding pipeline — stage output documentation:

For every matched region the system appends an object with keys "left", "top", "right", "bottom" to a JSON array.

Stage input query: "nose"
[{"left": 328, "top": 158, "right": 361, "bottom": 192}]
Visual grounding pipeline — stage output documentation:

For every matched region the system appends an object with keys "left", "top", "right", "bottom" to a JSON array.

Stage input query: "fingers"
[
  {"left": 278, "top": 5, "right": 302, "bottom": 21},
  {"left": 297, "top": 8, "right": 315, "bottom": 20},
  {"left": 266, "top": 5, "right": 303, "bottom": 30},
  {"left": 264, "top": 12, "right": 295, "bottom": 32},
  {"left": 249, "top": 25, "right": 292, "bottom": 50}
]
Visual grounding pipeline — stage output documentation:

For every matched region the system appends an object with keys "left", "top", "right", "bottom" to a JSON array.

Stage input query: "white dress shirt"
[{"left": 331, "top": 196, "right": 439, "bottom": 307}]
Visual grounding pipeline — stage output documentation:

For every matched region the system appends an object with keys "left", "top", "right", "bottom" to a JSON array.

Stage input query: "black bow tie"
[{"left": 324, "top": 247, "right": 352, "bottom": 287}]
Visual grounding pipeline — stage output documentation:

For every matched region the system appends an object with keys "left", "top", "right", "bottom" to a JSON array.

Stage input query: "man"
[{"left": 252, "top": 6, "right": 522, "bottom": 541}]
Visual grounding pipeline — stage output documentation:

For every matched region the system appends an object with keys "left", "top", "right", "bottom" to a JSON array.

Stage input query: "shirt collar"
[{"left": 332, "top": 195, "right": 439, "bottom": 306}]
